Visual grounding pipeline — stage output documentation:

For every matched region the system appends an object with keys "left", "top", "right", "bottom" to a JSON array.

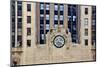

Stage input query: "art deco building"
[{"left": 11, "top": 0, "right": 96, "bottom": 66}]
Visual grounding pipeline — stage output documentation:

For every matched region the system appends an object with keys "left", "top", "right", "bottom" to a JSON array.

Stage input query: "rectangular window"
[
  {"left": 60, "top": 15, "right": 63, "bottom": 21},
  {"left": 40, "top": 14, "right": 44, "bottom": 20},
  {"left": 54, "top": 5, "right": 58, "bottom": 11},
  {"left": 40, "top": 3, "right": 44, "bottom": 10},
  {"left": 18, "top": 18, "right": 22, "bottom": 22},
  {"left": 27, "top": 4, "right": 31, "bottom": 11},
  {"left": 46, "top": 24, "right": 50, "bottom": 30},
  {"left": 17, "top": 5, "right": 22, "bottom": 10},
  {"left": 60, "top": 5, "right": 64, "bottom": 11},
  {"left": 85, "top": 8, "right": 88, "bottom": 15},
  {"left": 27, "top": 28, "right": 31, "bottom": 35},
  {"left": 17, "top": 35, "right": 22, "bottom": 47},
  {"left": 27, "top": 16, "right": 31, "bottom": 23},
  {"left": 85, "top": 29, "right": 88, "bottom": 36},
  {"left": 27, "top": 40, "right": 31, "bottom": 47},
  {"left": 46, "top": 15, "right": 49, "bottom": 20},
  {"left": 46, "top": 4, "right": 50, "bottom": 10},
  {"left": 17, "top": 1, "right": 22, "bottom": 4},
  {"left": 54, "top": 15, "right": 58, "bottom": 20},
  {"left": 84, "top": 18, "right": 88, "bottom": 26},
  {"left": 85, "top": 39, "right": 88, "bottom": 46}
]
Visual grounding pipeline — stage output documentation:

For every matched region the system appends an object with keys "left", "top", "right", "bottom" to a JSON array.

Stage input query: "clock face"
[{"left": 53, "top": 35, "right": 65, "bottom": 48}]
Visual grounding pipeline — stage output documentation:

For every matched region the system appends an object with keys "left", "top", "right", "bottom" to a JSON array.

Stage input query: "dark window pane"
[
  {"left": 17, "top": 10, "right": 22, "bottom": 16},
  {"left": 60, "top": 21, "right": 63, "bottom": 24},
  {"left": 27, "top": 28, "right": 31, "bottom": 35},
  {"left": 54, "top": 20, "right": 58, "bottom": 24},
  {"left": 85, "top": 29, "right": 88, "bottom": 36},
  {"left": 17, "top": 1, "right": 22, "bottom": 4},
  {"left": 27, "top": 16, "right": 31, "bottom": 23},
  {"left": 18, "top": 18, "right": 22, "bottom": 22},
  {"left": 54, "top": 11, "right": 58, "bottom": 15},
  {"left": 40, "top": 20, "right": 44, "bottom": 24},
  {"left": 27, "top": 4, "right": 31, "bottom": 11},
  {"left": 46, "top": 20, "right": 49, "bottom": 24},
  {"left": 17, "top": 5, "right": 22, "bottom": 10},
  {"left": 40, "top": 30, "right": 44, "bottom": 34},
  {"left": 46, "top": 10, "right": 49, "bottom": 14},
  {"left": 85, "top": 39, "right": 88, "bottom": 46},
  {"left": 40, "top": 10, "right": 44, "bottom": 14},
  {"left": 60, "top": 11, "right": 63, "bottom": 15},
  {"left": 85, "top": 8, "right": 88, "bottom": 15},
  {"left": 17, "top": 22, "right": 22, "bottom": 28},
  {"left": 17, "top": 35, "right": 22, "bottom": 47},
  {"left": 27, "top": 40, "right": 31, "bottom": 47},
  {"left": 12, "top": 36, "right": 15, "bottom": 47}
]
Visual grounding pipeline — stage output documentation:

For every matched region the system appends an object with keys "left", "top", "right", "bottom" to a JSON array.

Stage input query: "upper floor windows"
[
  {"left": 40, "top": 14, "right": 44, "bottom": 20},
  {"left": 40, "top": 3, "right": 44, "bottom": 10},
  {"left": 17, "top": 1, "right": 22, "bottom": 4},
  {"left": 27, "top": 16, "right": 31, "bottom": 23},
  {"left": 60, "top": 5, "right": 64, "bottom": 11},
  {"left": 84, "top": 18, "right": 88, "bottom": 26},
  {"left": 54, "top": 15, "right": 58, "bottom": 20},
  {"left": 46, "top": 15, "right": 49, "bottom": 20},
  {"left": 27, "top": 4, "right": 31, "bottom": 11},
  {"left": 54, "top": 4, "right": 58, "bottom": 11},
  {"left": 85, "top": 28, "right": 88, "bottom": 36},
  {"left": 27, "top": 28, "right": 31, "bottom": 35},
  {"left": 85, "top": 39, "right": 88, "bottom": 46},
  {"left": 85, "top": 8, "right": 88, "bottom": 15},
  {"left": 27, "top": 40, "right": 31, "bottom": 47},
  {"left": 46, "top": 4, "right": 50, "bottom": 10},
  {"left": 60, "top": 15, "right": 63, "bottom": 21},
  {"left": 17, "top": 3, "right": 22, "bottom": 16}
]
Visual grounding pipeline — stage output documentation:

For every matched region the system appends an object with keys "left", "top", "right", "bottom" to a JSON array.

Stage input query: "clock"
[{"left": 53, "top": 35, "right": 65, "bottom": 48}]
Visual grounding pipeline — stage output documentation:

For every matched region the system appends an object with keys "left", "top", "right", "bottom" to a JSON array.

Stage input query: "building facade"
[{"left": 11, "top": 0, "right": 96, "bottom": 66}]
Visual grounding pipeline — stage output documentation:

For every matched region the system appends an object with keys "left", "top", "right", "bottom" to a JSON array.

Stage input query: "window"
[
  {"left": 60, "top": 15, "right": 63, "bottom": 21},
  {"left": 46, "top": 15, "right": 49, "bottom": 20},
  {"left": 41, "top": 34, "right": 44, "bottom": 40},
  {"left": 18, "top": 18, "right": 22, "bottom": 22},
  {"left": 17, "top": 5, "right": 22, "bottom": 10},
  {"left": 40, "top": 3, "right": 44, "bottom": 10},
  {"left": 54, "top": 5, "right": 58, "bottom": 11},
  {"left": 92, "top": 20, "right": 96, "bottom": 25},
  {"left": 54, "top": 15, "right": 58, "bottom": 20},
  {"left": 27, "top": 16, "right": 31, "bottom": 23},
  {"left": 27, "top": 28, "right": 31, "bottom": 35},
  {"left": 73, "top": 16, "right": 76, "bottom": 21},
  {"left": 17, "top": 1, "right": 22, "bottom": 4},
  {"left": 17, "top": 10, "right": 22, "bottom": 16},
  {"left": 85, "top": 8, "right": 88, "bottom": 15},
  {"left": 17, "top": 35, "right": 22, "bottom": 47},
  {"left": 85, "top": 39, "right": 88, "bottom": 46},
  {"left": 46, "top": 24, "right": 50, "bottom": 30},
  {"left": 27, "top": 4, "right": 31, "bottom": 11},
  {"left": 46, "top": 4, "right": 50, "bottom": 10},
  {"left": 27, "top": 40, "right": 31, "bottom": 47},
  {"left": 40, "top": 14, "right": 44, "bottom": 20},
  {"left": 85, "top": 29, "right": 88, "bottom": 36},
  {"left": 84, "top": 18, "right": 88, "bottom": 26},
  {"left": 60, "top": 5, "right": 64, "bottom": 11}
]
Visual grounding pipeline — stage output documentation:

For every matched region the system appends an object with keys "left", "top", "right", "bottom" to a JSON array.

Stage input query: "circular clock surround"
[{"left": 53, "top": 35, "right": 65, "bottom": 48}]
